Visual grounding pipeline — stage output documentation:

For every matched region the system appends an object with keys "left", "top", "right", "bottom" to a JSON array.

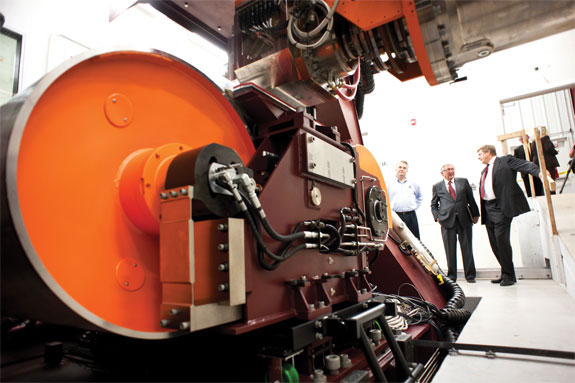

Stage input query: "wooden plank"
[
  {"left": 497, "top": 131, "right": 523, "bottom": 141},
  {"left": 521, "top": 129, "right": 536, "bottom": 197},
  {"left": 534, "top": 128, "right": 558, "bottom": 235}
]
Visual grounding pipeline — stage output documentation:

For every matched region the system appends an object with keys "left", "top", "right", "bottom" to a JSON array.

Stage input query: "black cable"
[
  {"left": 261, "top": 217, "right": 307, "bottom": 242},
  {"left": 321, "top": 223, "right": 341, "bottom": 252}
]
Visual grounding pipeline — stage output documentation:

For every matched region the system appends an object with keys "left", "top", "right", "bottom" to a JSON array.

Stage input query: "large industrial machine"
[{"left": 2, "top": 1, "right": 574, "bottom": 381}]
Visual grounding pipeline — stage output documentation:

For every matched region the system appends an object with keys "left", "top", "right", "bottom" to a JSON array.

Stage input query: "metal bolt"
[
  {"left": 124, "top": 281, "right": 129, "bottom": 286},
  {"left": 370, "top": 329, "right": 382, "bottom": 346},
  {"left": 169, "top": 190, "right": 178, "bottom": 197},
  {"left": 179, "top": 188, "right": 188, "bottom": 195},
  {"left": 218, "top": 263, "right": 229, "bottom": 271},
  {"left": 159, "top": 319, "right": 170, "bottom": 327},
  {"left": 217, "top": 223, "right": 228, "bottom": 232},
  {"left": 179, "top": 321, "right": 190, "bottom": 330},
  {"left": 133, "top": 263, "right": 137, "bottom": 267},
  {"left": 309, "top": 162, "right": 317, "bottom": 169},
  {"left": 361, "top": 288, "right": 367, "bottom": 294},
  {"left": 309, "top": 304, "right": 315, "bottom": 311},
  {"left": 169, "top": 308, "right": 181, "bottom": 316},
  {"left": 330, "top": 288, "right": 336, "bottom": 296},
  {"left": 363, "top": 302, "right": 369, "bottom": 309},
  {"left": 217, "top": 243, "right": 229, "bottom": 251},
  {"left": 218, "top": 283, "right": 229, "bottom": 292},
  {"left": 123, "top": 117, "right": 128, "bottom": 122},
  {"left": 315, "top": 321, "right": 323, "bottom": 329},
  {"left": 112, "top": 98, "right": 116, "bottom": 103},
  {"left": 309, "top": 136, "right": 315, "bottom": 143},
  {"left": 315, "top": 333, "right": 323, "bottom": 340},
  {"left": 318, "top": 301, "right": 325, "bottom": 308},
  {"left": 300, "top": 275, "right": 307, "bottom": 281},
  {"left": 328, "top": 257, "right": 334, "bottom": 265},
  {"left": 477, "top": 49, "right": 490, "bottom": 58},
  {"left": 160, "top": 192, "right": 168, "bottom": 199}
]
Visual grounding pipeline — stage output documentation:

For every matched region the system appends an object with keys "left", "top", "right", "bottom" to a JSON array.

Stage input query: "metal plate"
[{"left": 304, "top": 133, "right": 354, "bottom": 187}]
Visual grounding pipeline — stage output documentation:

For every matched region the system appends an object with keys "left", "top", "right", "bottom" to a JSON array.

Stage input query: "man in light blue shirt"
[{"left": 388, "top": 160, "right": 423, "bottom": 239}]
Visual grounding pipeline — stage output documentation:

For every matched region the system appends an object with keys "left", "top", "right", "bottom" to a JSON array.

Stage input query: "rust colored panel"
[
  {"left": 402, "top": 0, "right": 438, "bottom": 85},
  {"left": 330, "top": 0, "right": 403, "bottom": 30},
  {"left": 162, "top": 283, "right": 193, "bottom": 304}
]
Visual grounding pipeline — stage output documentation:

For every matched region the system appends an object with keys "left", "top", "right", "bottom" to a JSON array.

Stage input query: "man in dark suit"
[
  {"left": 477, "top": 145, "right": 542, "bottom": 286},
  {"left": 431, "top": 164, "right": 480, "bottom": 283},
  {"left": 513, "top": 135, "right": 543, "bottom": 197}
]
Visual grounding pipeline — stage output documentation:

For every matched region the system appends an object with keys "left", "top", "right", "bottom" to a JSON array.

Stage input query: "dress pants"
[
  {"left": 484, "top": 201, "right": 516, "bottom": 282},
  {"left": 441, "top": 216, "right": 476, "bottom": 281},
  {"left": 397, "top": 210, "right": 420, "bottom": 239}
]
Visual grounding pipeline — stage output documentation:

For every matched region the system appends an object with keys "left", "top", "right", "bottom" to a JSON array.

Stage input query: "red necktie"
[
  {"left": 480, "top": 165, "right": 489, "bottom": 199},
  {"left": 448, "top": 181, "right": 456, "bottom": 199}
]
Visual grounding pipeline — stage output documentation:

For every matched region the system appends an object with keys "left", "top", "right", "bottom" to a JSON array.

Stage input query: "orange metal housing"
[
  {"left": 329, "top": 0, "right": 403, "bottom": 30},
  {"left": 11, "top": 49, "right": 255, "bottom": 337}
]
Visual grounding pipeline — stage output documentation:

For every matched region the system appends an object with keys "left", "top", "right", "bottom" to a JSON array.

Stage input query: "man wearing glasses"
[{"left": 431, "top": 164, "right": 480, "bottom": 283}]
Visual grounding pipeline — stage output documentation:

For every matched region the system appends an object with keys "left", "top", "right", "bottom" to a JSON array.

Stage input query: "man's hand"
[{"left": 473, "top": 216, "right": 479, "bottom": 224}]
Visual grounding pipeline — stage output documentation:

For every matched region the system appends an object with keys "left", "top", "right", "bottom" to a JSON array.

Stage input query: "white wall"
[
  {"left": 0, "top": 0, "right": 229, "bottom": 92},
  {"left": 361, "top": 30, "right": 575, "bottom": 272}
]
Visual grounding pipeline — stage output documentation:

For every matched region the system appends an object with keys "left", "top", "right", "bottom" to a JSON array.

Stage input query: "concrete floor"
[{"left": 433, "top": 279, "right": 575, "bottom": 382}]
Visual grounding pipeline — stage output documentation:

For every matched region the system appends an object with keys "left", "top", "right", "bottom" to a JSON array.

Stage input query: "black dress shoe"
[
  {"left": 466, "top": 279, "right": 476, "bottom": 283},
  {"left": 500, "top": 279, "right": 515, "bottom": 286},
  {"left": 491, "top": 278, "right": 502, "bottom": 284}
]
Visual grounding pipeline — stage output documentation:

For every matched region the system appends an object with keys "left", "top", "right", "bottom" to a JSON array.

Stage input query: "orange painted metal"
[
  {"left": 355, "top": 145, "right": 392, "bottom": 229},
  {"left": 401, "top": 0, "right": 438, "bottom": 85},
  {"left": 329, "top": 0, "right": 403, "bottom": 30},
  {"left": 16, "top": 51, "right": 255, "bottom": 333},
  {"left": 118, "top": 143, "right": 191, "bottom": 234}
]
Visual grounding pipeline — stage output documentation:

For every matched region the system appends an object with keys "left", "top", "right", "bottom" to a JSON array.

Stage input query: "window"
[{"left": 0, "top": 27, "right": 22, "bottom": 105}]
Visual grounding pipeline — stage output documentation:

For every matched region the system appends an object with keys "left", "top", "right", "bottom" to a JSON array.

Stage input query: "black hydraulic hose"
[
  {"left": 355, "top": 80, "right": 365, "bottom": 119},
  {"left": 243, "top": 210, "right": 287, "bottom": 262},
  {"left": 321, "top": 223, "right": 341, "bottom": 251},
  {"left": 247, "top": 199, "right": 280, "bottom": 271},
  {"left": 359, "top": 326, "right": 388, "bottom": 383},
  {"left": 261, "top": 217, "right": 307, "bottom": 242},
  {"left": 361, "top": 60, "right": 376, "bottom": 94},
  {"left": 238, "top": 187, "right": 307, "bottom": 242}
]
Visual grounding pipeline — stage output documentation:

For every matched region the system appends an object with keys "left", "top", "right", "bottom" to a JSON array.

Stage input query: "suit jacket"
[
  {"left": 431, "top": 177, "right": 479, "bottom": 229},
  {"left": 479, "top": 155, "right": 540, "bottom": 224},
  {"left": 531, "top": 136, "right": 559, "bottom": 170},
  {"left": 513, "top": 145, "right": 531, "bottom": 161}
]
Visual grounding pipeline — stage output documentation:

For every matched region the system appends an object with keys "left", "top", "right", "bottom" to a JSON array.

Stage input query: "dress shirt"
[
  {"left": 443, "top": 179, "right": 456, "bottom": 194},
  {"left": 388, "top": 178, "right": 423, "bottom": 213},
  {"left": 482, "top": 157, "right": 496, "bottom": 200}
]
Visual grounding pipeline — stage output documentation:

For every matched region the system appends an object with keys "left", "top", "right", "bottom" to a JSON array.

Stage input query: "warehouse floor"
[{"left": 433, "top": 279, "right": 575, "bottom": 382}]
